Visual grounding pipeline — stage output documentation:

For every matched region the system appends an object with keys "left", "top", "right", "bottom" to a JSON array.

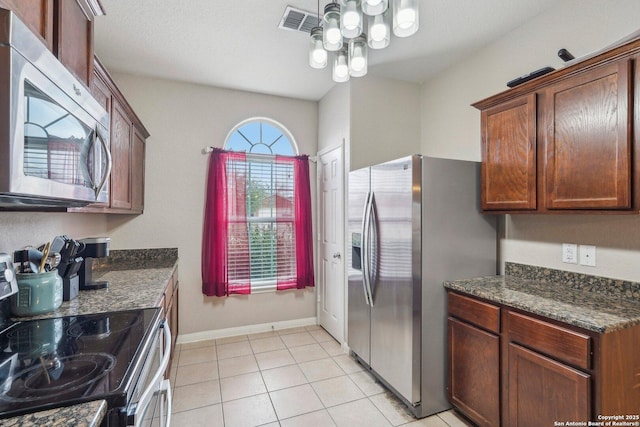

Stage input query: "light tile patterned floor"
[{"left": 170, "top": 325, "right": 474, "bottom": 427}]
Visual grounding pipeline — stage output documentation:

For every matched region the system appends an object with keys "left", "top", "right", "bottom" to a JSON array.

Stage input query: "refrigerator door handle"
[
  {"left": 361, "top": 191, "right": 372, "bottom": 306},
  {"left": 368, "top": 192, "right": 378, "bottom": 302},
  {"left": 363, "top": 191, "right": 375, "bottom": 306}
]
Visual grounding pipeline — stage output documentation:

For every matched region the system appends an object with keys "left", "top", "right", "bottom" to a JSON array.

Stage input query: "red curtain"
[
  {"left": 276, "top": 155, "right": 315, "bottom": 290},
  {"left": 202, "top": 149, "right": 314, "bottom": 296},
  {"left": 202, "top": 148, "right": 230, "bottom": 297}
]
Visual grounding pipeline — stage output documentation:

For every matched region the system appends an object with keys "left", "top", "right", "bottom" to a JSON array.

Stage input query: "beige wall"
[
  {"left": 350, "top": 76, "right": 421, "bottom": 170},
  {"left": 318, "top": 82, "right": 350, "bottom": 153},
  {"left": 0, "top": 213, "right": 107, "bottom": 254},
  {"left": 420, "top": 0, "right": 640, "bottom": 281},
  {"left": 106, "top": 74, "right": 319, "bottom": 336}
]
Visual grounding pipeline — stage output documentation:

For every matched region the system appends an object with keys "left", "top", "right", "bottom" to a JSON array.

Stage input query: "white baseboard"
[{"left": 176, "top": 317, "right": 318, "bottom": 344}]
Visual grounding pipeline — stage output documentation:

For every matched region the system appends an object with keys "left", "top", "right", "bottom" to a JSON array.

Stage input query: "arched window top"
[{"left": 224, "top": 117, "right": 298, "bottom": 156}]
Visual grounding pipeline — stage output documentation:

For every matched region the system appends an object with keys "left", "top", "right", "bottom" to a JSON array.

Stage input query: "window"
[
  {"left": 202, "top": 118, "right": 313, "bottom": 297},
  {"left": 222, "top": 119, "right": 302, "bottom": 293}
]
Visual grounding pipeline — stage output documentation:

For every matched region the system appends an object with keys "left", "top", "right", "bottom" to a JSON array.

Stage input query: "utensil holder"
[{"left": 11, "top": 270, "right": 63, "bottom": 316}]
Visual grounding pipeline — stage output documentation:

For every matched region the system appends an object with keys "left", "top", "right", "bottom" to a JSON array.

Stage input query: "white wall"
[
  {"left": 106, "top": 74, "right": 319, "bottom": 335},
  {"left": 420, "top": 0, "right": 640, "bottom": 281}
]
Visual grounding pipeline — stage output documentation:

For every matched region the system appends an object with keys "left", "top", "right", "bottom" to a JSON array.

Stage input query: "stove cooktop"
[{"left": 0, "top": 308, "right": 160, "bottom": 419}]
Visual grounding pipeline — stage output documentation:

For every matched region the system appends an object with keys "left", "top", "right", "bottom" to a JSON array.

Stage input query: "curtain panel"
[{"left": 202, "top": 149, "right": 314, "bottom": 296}]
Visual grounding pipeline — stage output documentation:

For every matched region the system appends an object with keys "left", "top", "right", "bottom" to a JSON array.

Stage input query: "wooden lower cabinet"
[
  {"left": 507, "top": 343, "right": 590, "bottom": 426},
  {"left": 447, "top": 290, "right": 640, "bottom": 426},
  {"left": 164, "top": 267, "right": 179, "bottom": 379},
  {"left": 448, "top": 317, "right": 500, "bottom": 427}
]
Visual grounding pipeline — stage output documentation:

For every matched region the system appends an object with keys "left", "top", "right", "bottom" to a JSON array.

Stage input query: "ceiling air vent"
[{"left": 279, "top": 6, "right": 321, "bottom": 35}]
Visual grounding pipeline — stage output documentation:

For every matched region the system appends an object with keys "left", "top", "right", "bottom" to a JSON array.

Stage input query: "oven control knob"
[{"left": 0, "top": 268, "right": 13, "bottom": 284}]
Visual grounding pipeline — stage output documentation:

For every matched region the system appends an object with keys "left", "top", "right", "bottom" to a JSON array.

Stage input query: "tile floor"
[{"left": 170, "top": 325, "right": 473, "bottom": 427}]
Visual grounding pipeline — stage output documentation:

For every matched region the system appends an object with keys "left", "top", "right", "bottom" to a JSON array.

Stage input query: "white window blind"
[{"left": 227, "top": 157, "right": 296, "bottom": 290}]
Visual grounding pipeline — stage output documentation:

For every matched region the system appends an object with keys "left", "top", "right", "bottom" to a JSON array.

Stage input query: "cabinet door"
[
  {"left": 508, "top": 343, "right": 590, "bottom": 426},
  {"left": 110, "top": 99, "right": 133, "bottom": 209},
  {"left": 481, "top": 94, "right": 537, "bottom": 211},
  {"left": 54, "top": 0, "right": 93, "bottom": 86},
  {"left": 131, "top": 128, "right": 146, "bottom": 213},
  {"left": 448, "top": 317, "right": 500, "bottom": 427},
  {"left": 543, "top": 60, "right": 631, "bottom": 209},
  {"left": 0, "top": 0, "right": 54, "bottom": 49}
]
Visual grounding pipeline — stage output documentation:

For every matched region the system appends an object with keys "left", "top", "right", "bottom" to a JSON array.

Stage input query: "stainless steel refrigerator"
[{"left": 347, "top": 155, "right": 497, "bottom": 418}]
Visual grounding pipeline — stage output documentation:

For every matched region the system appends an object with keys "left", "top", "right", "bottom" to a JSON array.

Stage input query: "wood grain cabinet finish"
[
  {"left": 54, "top": 0, "right": 94, "bottom": 86},
  {"left": 110, "top": 98, "right": 133, "bottom": 210},
  {"left": 448, "top": 317, "right": 500, "bottom": 427},
  {"left": 73, "top": 58, "right": 149, "bottom": 214},
  {"left": 474, "top": 36, "right": 640, "bottom": 214},
  {"left": 164, "top": 267, "right": 179, "bottom": 379},
  {"left": 447, "top": 291, "right": 640, "bottom": 425},
  {"left": 0, "top": 0, "right": 54, "bottom": 49},
  {"left": 507, "top": 343, "right": 590, "bottom": 426},
  {"left": 481, "top": 94, "right": 537, "bottom": 211},
  {"left": 131, "top": 129, "right": 146, "bottom": 213},
  {"left": 542, "top": 60, "right": 632, "bottom": 210},
  {"left": 447, "top": 293, "right": 501, "bottom": 426}
]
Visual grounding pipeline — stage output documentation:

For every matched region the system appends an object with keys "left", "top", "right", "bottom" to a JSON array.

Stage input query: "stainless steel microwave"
[{"left": 0, "top": 8, "right": 111, "bottom": 208}]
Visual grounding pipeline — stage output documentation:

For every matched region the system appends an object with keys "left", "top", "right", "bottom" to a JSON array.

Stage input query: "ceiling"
[{"left": 94, "top": 0, "right": 560, "bottom": 101}]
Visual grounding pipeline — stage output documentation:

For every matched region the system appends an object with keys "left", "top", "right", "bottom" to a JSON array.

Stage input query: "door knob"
[{"left": 332, "top": 252, "right": 341, "bottom": 259}]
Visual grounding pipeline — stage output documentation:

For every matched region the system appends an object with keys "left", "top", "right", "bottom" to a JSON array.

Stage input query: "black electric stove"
[{"left": 0, "top": 308, "right": 161, "bottom": 420}]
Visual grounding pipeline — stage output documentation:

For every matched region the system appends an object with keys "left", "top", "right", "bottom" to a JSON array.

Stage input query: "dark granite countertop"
[
  {"left": 444, "top": 263, "right": 640, "bottom": 334},
  {"left": 1, "top": 400, "right": 106, "bottom": 427},
  {"left": 12, "top": 248, "right": 178, "bottom": 321},
  {"left": 3, "top": 249, "right": 178, "bottom": 426}
]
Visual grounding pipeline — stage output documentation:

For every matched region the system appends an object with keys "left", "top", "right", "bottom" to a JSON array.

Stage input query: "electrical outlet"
[
  {"left": 579, "top": 245, "right": 596, "bottom": 267},
  {"left": 562, "top": 243, "right": 578, "bottom": 264}
]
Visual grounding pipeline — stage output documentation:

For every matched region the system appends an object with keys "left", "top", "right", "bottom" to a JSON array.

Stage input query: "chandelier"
[{"left": 309, "top": 0, "right": 419, "bottom": 82}]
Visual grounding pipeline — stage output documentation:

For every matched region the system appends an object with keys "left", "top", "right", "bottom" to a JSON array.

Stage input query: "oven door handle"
[
  {"left": 160, "top": 378, "right": 172, "bottom": 427},
  {"left": 133, "top": 321, "right": 171, "bottom": 427}
]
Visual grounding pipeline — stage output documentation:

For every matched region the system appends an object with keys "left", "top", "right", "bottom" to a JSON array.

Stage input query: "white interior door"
[{"left": 318, "top": 144, "right": 345, "bottom": 342}]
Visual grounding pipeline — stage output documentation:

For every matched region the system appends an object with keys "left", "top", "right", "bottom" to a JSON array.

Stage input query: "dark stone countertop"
[
  {"left": 1, "top": 400, "right": 107, "bottom": 427},
  {"left": 12, "top": 248, "right": 178, "bottom": 321},
  {"left": 3, "top": 248, "right": 178, "bottom": 426},
  {"left": 444, "top": 263, "right": 640, "bottom": 334}
]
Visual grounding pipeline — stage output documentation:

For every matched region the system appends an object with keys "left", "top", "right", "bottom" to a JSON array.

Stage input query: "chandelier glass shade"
[
  {"left": 309, "top": 0, "right": 419, "bottom": 82},
  {"left": 367, "top": 8, "right": 390, "bottom": 49},
  {"left": 309, "top": 27, "right": 328, "bottom": 68},
  {"left": 322, "top": 3, "right": 343, "bottom": 51},
  {"left": 333, "top": 44, "right": 350, "bottom": 82},
  {"left": 362, "top": 0, "right": 388, "bottom": 16}
]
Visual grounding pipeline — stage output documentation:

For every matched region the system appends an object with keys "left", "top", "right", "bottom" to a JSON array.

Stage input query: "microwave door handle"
[
  {"left": 133, "top": 322, "right": 171, "bottom": 427},
  {"left": 93, "top": 127, "right": 112, "bottom": 199}
]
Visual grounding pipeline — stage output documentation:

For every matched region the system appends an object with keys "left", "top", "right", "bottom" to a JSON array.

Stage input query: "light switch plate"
[
  {"left": 579, "top": 245, "right": 596, "bottom": 267},
  {"left": 562, "top": 243, "right": 578, "bottom": 264}
]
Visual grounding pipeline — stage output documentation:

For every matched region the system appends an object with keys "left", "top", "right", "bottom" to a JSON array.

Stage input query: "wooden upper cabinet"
[
  {"left": 0, "top": 0, "right": 54, "bottom": 49},
  {"left": 481, "top": 94, "right": 537, "bottom": 211},
  {"left": 54, "top": 0, "right": 94, "bottom": 86},
  {"left": 542, "top": 59, "right": 632, "bottom": 210},
  {"left": 131, "top": 128, "right": 146, "bottom": 213},
  {"left": 111, "top": 99, "right": 133, "bottom": 210},
  {"left": 474, "top": 37, "right": 640, "bottom": 214}
]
